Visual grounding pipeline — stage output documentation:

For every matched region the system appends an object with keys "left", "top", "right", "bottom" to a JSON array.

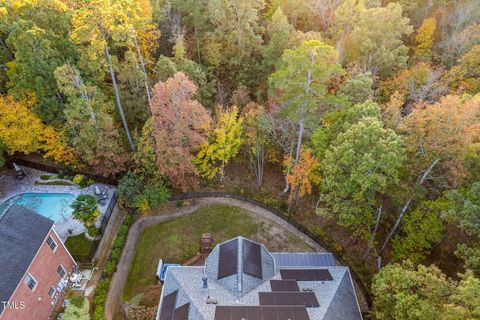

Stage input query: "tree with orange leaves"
[
  {"left": 150, "top": 72, "right": 211, "bottom": 191},
  {"left": 400, "top": 94, "right": 480, "bottom": 187},
  {"left": 285, "top": 148, "right": 319, "bottom": 208}
]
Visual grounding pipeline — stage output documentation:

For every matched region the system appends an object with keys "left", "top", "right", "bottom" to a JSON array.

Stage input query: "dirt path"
[{"left": 104, "top": 197, "right": 368, "bottom": 319}]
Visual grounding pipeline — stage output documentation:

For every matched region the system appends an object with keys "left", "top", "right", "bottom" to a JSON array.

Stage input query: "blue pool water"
[{"left": 0, "top": 193, "right": 76, "bottom": 221}]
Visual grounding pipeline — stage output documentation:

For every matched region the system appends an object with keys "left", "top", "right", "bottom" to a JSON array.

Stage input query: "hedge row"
[{"left": 91, "top": 214, "right": 134, "bottom": 320}]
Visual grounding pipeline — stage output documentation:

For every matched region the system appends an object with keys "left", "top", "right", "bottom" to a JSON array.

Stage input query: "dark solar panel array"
[
  {"left": 272, "top": 253, "right": 335, "bottom": 267},
  {"left": 218, "top": 238, "right": 239, "bottom": 279},
  {"left": 258, "top": 292, "right": 319, "bottom": 307},
  {"left": 173, "top": 303, "right": 190, "bottom": 320},
  {"left": 243, "top": 239, "right": 262, "bottom": 279},
  {"left": 270, "top": 280, "right": 300, "bottom": 292},
  {"left": 159, "top": 291, "right": 190, "bottom": 320},
  {"left": 159, "top": 291, "right": 178, "bottom": 320},
  {"left": 215, "top": 306, "right": 310, "bottom": 320},
  {"left": 280, "top": 269, "right": 333, "bottom": 281}
]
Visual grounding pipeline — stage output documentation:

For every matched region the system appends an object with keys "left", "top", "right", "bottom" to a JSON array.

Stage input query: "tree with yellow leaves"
[
  {"left": 412, "top": 18, "right": 437, "bottom": 63},
  {"left": 194, "top": 106, "right": 244, "bottom": 181},
  {"left": 0, "top": 95, "right": 74, "bottom": 165}
]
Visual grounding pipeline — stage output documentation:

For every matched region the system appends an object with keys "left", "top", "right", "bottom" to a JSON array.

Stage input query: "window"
[
  {"left": 46, "top": 236, "right": 57, "bottom": 251},
  {"left": 57, "top": 265, "right": 66, "bottom": 278},
  {"left": 48, "top": 287, "right": 55, "bottom": 297},
  {"left": 23, "top": 274, "right": 37, "bottom": 290}
]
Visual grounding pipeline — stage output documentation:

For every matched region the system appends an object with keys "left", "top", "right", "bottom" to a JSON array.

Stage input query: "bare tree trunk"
[
  {"left": 376, "top": 158, "right": 440, "bottom": 268},
  {"left": 363, "top": 205, "right": 383, "bottom": 260},
  {"left": 133, "top": 34, "right": 152, "bottom": 107},
  {"left": 105, "top": 46, "right": 135, "bottom": 152},
  {"left": 194, "top": 24, "right": 202, "bottom": 64},
  {"left": 250, "top": 143, "right": 265, "bottom": 187},
  {"left": 282, "top": 142, "right": 295, "bottom": 194},
  {"left": 295, "top": 119, "right": 305, "bottom": 164}
]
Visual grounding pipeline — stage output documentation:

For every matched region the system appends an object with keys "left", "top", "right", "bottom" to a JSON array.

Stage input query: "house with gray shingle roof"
[
  {"left": 0, "top": 205, "right": 76, "bottom": 320},
  {"left": 156, "top": 236, "right": 362, "bottom": 320}
]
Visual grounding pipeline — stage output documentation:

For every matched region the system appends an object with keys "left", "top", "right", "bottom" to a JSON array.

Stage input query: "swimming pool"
[{"left": 0, "top": 193, "right": 76, "bottom": 222}]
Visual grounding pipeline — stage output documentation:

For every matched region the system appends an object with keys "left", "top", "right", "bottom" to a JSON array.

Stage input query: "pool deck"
[{"left": 0, "top": 166, "right": 116, "bottom": 241}]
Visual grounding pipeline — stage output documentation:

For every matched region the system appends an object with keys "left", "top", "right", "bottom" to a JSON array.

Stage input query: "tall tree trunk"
[
  {"left": 282, "top": 142, "right": 295, "bottom": 194},
  {"left": 194, "top": 24, "right": 202, "bottom": 64},
  {"left": 105, "top": 46, "right": 135, "bottom": 152},
  {"left": 295, "top": 119, "right": 305, "bottom": 164},
  {"left": 294, "top": 64, "right": 313, "bottom": 165},
  {"left": 133, "top": 34, "right": 152, "bottom": 107},
  {"left": 251, "top": 143, "right": 265, "bottom": 187},
  {"left": 376, "top": 158, "right": 440, "bottom": 267},
  {"left": 363, "top": 205, "right": 383, "bottom": 260}
]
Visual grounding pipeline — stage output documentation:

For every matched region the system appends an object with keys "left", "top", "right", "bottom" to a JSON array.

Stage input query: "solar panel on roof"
[
  {"left": 247, "top": 306, "right": 263, "bottom": 320},
  {"left": 215, "top": 306, "right": 311, "bottom": 320},
  {"left": 301, "top": 293, "right": 319, "bottom": 307},
  {"left": 243, "top": 239, "right": 262, "bottom": 279},
  {"left": 218, "top": 238, "right": 238, "bottom": 279},
  {"left": 280, "top": 269, "right": 333, "bottom": 281},
  {"left": 173, "top": 303, "right": 190, "bottom": 320},
  {"left": 276, "top": 306, "right": 294, "bottom": 320},
  {"left": 270, "top": 280, "right": 300, "bottom": 292},
  {"left": 159, "top": 291, "right": 178, "bottom": 320},
  {"left": 262, "top": 306, "right": 278, "bottom": 320},
  {"left": 215, "top": 306, "right": 231, "bottom": 320},
  {"left": 258, "top": 292, "right": 319, "bottom": 307},
  {"left": 272, "top": 253, "right": 335, "bottom": 267},
  {"left": 259, "top": 292, "right": 277, "bottom": 305},
  {"left": 231, "top": 306, "right": 247, "bottom": 320},
  {"left": 291, "top": 306, "right": 310, "bottom": 320}
]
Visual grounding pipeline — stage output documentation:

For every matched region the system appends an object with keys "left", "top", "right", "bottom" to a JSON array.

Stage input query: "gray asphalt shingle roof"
[
  {"left": 0, "top": 205, "right": 54, "bottom": 313},
  {"left": 157, "top": 236, "right": 362, "bottom": 320}
]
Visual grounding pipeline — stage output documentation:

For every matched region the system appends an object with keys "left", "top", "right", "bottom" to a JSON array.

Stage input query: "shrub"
[
  {"left": 91, "top": 214, "right": 133, "bottom": 319},
  {"left": 70, "top": 195, "right": 100, "bottom": 227},
  {"left": 72, "top": 174, "right": 94, "bottom": 188},
  {"left": 86, "top": 226, "right": 99, "bottom": 238},
  {"left": 132, "top": 193, "right": 150, "bottom": 213},
  {"left": 144, "top": 182, "right": 170, "bottom": 208},
  {"left": 73, "top": 174, "right": 84, "bottom": 186},
  {"left": 103, "top": 259, "right": 117, "bottom": 277},
  {"left": 40, "top": 174, "right": 53, "bottom": 180},
  {"left": 117, "top": 172, "right": 142, "bottom": 208},
  {"left": 63, "top": 296, "right": 89, "bottom": 320},
  {"left": 132, "top": 182, "right": 171, "bottom": 214}
]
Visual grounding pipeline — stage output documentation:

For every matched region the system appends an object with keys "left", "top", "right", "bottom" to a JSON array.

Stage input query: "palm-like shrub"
[{"left": 71, "top": 194, "right": 100, "bottom": 228}]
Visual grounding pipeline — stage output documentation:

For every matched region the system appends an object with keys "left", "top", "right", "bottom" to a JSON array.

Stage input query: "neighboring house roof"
[
  {"left": 157, "top": 236, "right": 362, "bottom": 320},
  {"left": 0, "top": 205, "right": 54, "bottom": 313}
]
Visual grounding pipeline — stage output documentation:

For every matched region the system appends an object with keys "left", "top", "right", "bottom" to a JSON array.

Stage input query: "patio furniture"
[{"left": 13, "top": 163, "right": 26, "bottom": 180}]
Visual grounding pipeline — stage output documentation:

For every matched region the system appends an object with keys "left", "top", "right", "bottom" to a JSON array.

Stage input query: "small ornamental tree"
[
  {"left": 194, "top": 106, "right": 244, "bottom": 180},
  {"left": 70, "top": 194, "right": 100, "bottom": 235},
  {"left": 285, "top": 148, "right": 319, "bottom": 205}
]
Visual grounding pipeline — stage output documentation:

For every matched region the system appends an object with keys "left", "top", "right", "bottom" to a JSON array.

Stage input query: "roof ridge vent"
[{"left": 237, "top": 238, "right": 243, "bottom": 292}]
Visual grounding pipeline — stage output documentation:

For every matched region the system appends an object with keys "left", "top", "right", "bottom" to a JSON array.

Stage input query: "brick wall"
[{"left": 1, "top": 229, "right": 76, "bottom": 320}]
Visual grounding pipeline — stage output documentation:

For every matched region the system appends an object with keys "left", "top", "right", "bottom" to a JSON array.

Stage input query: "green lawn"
[
  {"left": 65, "top": 233, "right": 97, "bottom": 262},
  {"left": 124, "top": 204, "right": 262, "bottom": 299}
]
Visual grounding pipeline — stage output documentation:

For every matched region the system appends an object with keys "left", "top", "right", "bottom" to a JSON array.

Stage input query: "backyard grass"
[
  {"left": 123, "top": 204, "right": 313, "bottom": 301},
  {"left": 65, "top": 233, "right": 97, "bottom": 261}
]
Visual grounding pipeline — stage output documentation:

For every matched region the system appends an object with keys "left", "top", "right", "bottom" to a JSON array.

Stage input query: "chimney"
[
  {"left": 200, "top": 233, "right": 214, "bottom": 254},
  {"left": 202, "top": 274, "right": 208, "bottom": 289}
]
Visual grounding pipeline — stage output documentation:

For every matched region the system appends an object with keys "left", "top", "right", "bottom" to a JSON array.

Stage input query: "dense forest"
[{"left": 1, "top": 0, "right": 480, "bottom": 318}]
